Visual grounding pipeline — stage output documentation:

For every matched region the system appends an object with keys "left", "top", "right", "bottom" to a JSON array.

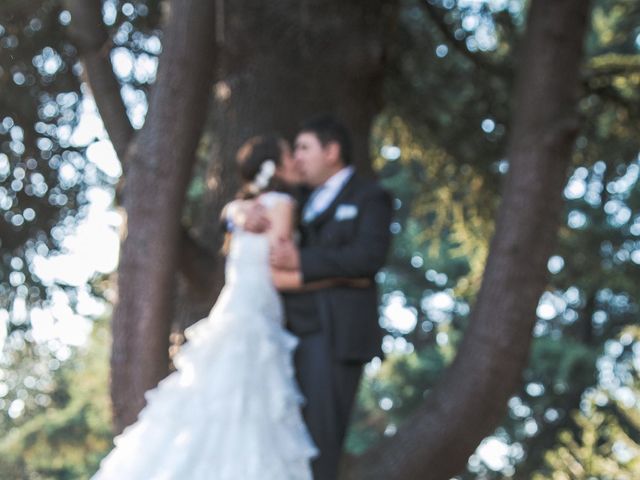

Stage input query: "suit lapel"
[
  {"left": 306, "top": 172, "right": 358, "bottom": 229},
  {"left": 294, "top": 185, "right": 312, "bottom": 224}
]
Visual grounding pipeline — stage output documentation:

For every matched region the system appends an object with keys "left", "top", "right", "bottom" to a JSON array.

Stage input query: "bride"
[{"left": 92, "top": 135, "right": 317, "bottom": 479}]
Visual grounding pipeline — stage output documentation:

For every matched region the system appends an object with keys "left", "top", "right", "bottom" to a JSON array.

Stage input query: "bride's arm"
[
  {"left": 222, "top": 199, "right": 271, "bottom": 233},
  {"left": 265, "top": 196, "right": 295, "bottom": 244},
  {"left": 267, "top": 195, "right": 299, "bottom": 290}
]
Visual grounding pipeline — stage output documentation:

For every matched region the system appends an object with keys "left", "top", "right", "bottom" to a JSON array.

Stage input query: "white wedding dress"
[{"left": 92, "top": 192, "right": 317, "bottom": 480}]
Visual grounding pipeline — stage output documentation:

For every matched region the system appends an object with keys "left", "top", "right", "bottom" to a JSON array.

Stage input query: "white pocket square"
[{"left": 335, "top": 204, "right": 358, "bottom": 221}]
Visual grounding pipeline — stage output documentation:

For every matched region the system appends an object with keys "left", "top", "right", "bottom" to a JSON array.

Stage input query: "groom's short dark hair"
[{"left": 299, "top": 114, "right": 352, "bottom": 165}]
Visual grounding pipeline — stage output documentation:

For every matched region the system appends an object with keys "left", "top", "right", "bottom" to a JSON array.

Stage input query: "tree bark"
[
  {"left": 176, "top": 0, "right": 401, "bottom": 331},
  {"left": 71, "top": 0, "right": 401, "bottom": 335},
  {"left": 345, "top": 0, "right": 591, "bottom": 478},
  {"left": 66, "top": 0, "right": 220, "bottom": 295},
  {"left": 71, "top": 0, "right": 399, "bottom": 431},
  {"left": 64, "top": 0, "right": 134, "bottom": 161},
  {"left": 109, "top": 0, "right": 217, "bottom": 433},
  {"left": 210, "top": 0, "right": 397, "bottom": 174}
]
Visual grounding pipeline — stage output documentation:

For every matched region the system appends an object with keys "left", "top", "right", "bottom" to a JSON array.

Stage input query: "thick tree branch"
[
  {"left": 64, "top": 0, "right": 134, "bottom": 161},
  {"left": 65, "top": 0, "right": 221, "bottom": 289},
  {"left": 345, "top": 0, "right": 591, "bottom": 478},
  {"left": 110, "top": 0, "right": 218, "bottom": 433},
  {"left": 178, "top": 225, "right": 224, "bottom": 292}
]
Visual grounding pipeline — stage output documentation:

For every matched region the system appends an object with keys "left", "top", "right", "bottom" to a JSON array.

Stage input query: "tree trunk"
[
  {"left": 345, "top": 0, "right": 591, "bottom": 478},
  {"left": 72, "top": 0, "right": 399, "bottom": 431},
  {"left": 109, "top": 0, "right": 217, "bottom": 433},
  {"left": 66, "top": 0, "right": 226, "bottom": 337},
  {"left": 176, "top": 0, "right": 400, "bottom": 331},
  {"left": 213, "top": 0, "right": 396, "bottom": 173}
]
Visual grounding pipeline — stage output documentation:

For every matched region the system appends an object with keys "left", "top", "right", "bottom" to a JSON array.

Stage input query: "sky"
[{"left": 0, "top": 95, "right": 121, "bottom": 350}]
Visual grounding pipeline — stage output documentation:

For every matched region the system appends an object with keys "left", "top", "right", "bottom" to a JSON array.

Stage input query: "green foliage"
[
  {"left": 0, "top": 0, "right": 86, "bottom": 313},
  {"left": 0, "top": 0, "right": 162, "bottom": 330},
  {"left": 373, "top": 116, "right": 494, "bottom": 301},
  {"left": 0, "top": 319, "right": 113, "bottom": 479},
  {"left": 349, "top": 0, "right": 640, "bottom": 478},
  {"left": 347, "top": 345, "right": 448, "bottom": 454},
  {"left": 2, "top": 0, "right": 640, "bottom": 478},
  {"left": 533, "top": 327, "right": 640, "bottom": 479}
]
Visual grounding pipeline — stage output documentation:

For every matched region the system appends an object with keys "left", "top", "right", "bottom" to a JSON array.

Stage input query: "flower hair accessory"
[{"left": 253, "top": 159, "right": 276, "bottom": 190}]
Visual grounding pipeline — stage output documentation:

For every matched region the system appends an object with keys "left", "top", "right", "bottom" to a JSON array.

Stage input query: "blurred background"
[{"left": 1, "top": 0, "right": 640, "bottom": 478}]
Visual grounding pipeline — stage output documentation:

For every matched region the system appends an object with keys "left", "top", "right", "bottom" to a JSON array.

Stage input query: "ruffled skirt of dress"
[{"left": 91, "top": 280, "right": 318, "bottom": 480}]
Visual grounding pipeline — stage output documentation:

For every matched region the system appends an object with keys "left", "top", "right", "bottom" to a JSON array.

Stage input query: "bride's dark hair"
[
  {"left": 222, "top": 134, "right": 290, "bottom": 255},
  {"left": 235, "top": 134, "right": 289, "bottom": 199}
]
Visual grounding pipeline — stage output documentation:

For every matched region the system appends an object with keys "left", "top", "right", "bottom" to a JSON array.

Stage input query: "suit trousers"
[{"left": 295, "top": 332, "right": 364, "bottom": 480}]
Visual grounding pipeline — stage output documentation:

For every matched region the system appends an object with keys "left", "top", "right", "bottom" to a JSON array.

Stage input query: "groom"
[{"left": 269, "top": 115, "right": 392, "bottom": 479}]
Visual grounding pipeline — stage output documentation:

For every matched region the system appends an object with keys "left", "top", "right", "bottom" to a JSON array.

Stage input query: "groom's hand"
[{"left": 270, "top": 239, "right": 301, "bottom": 271}]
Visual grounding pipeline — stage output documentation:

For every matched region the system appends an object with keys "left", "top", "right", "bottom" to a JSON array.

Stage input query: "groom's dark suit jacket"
[{"left": 282, "top": 173, "right": 392, "bottom": 362}]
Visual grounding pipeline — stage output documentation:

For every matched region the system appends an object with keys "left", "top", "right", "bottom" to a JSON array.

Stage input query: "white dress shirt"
[{"left": 302, "top": 166, "right": 355, "bottom": 223}]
